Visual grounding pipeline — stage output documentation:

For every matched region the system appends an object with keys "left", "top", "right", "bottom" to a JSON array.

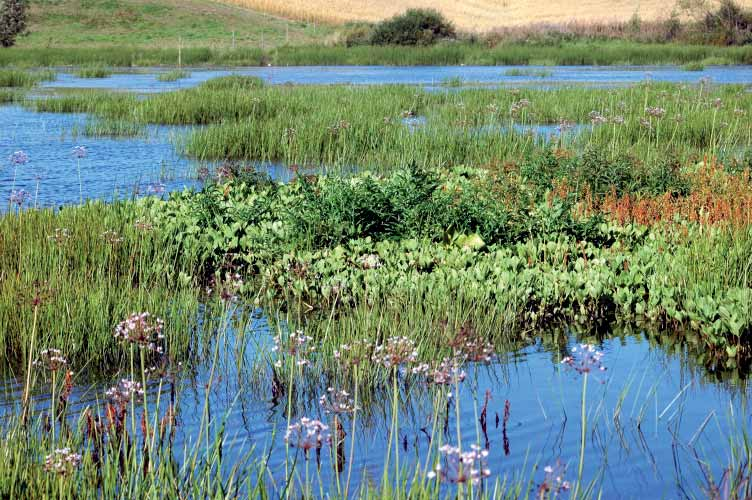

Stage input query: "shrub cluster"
[
  {"left": 0, "top": 0, "right": 27, "bottom": 48},
  {"left": 361, "top": 9, "right": 456, "bottom": 46}
]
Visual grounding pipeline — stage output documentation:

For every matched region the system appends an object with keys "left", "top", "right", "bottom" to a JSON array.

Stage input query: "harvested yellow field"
[{"left": 220, "top": 0, "right": 752, "bottom": 31}]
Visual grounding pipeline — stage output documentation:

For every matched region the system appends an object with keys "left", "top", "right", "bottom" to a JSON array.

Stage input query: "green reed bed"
[
  {"left": 0, "top": 69, "right": 56, "bottom": 88},
  {"left": 271, "top": 42, "right": 752, "bottom": 67},
  {"left": 3, "top": 42, "right": 752, "bottom": 68},
  {"left": 0, "top": 89, "right": 20, "bottom": 103},
  {"left": 74, "top": 65, "right": 113, "bottom": 79},
  {"left": 82, "top": 118, "right": 146, "bottom": 138},
  {"left": 156, "top": 69, "right": 191, "bottom": 82},
  {"left": 27, "top": 81, "right": 751, "bottom": 172},
  {"left": 0, "top": 200, "right": 202, "bottom": 370}
]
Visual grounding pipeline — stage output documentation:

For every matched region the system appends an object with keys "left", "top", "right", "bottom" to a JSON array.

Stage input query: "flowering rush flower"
[
  {"left": 101, "top": 230, "right": 124, "bottom": 245},
  {"left": 33, "top": 348, "right": 68, "bottom": 372},
  {"left": 48, "top": 228, "right": 71, "bottom": 245},
  {"left": 114, "top": 312, "right": 165, "bottom": 353},
  {"left": 372, "top": 336, "right": 418, "bottom": 368},
  {"left": 414, "top": 357, "right": 467, "bottom": 385},
  {"left": 561, "top": 344, "right": 606, "bottom": 376},
  {"left": 284, "top": 417, "right": 330, "bottom": 454},
  {"left": 645, "top": 106, "right": 666, "bottom": 119},
  {"left": 319, "top": 387, "right": 358, "bottom": 415},
  {"left": 332, "top": 339, "right": 373, "bottom": 368},
  {"left": 538, "top": 459, "right": 571, "bottom": 496},
  {"left": 272, "top": 330, "right": 315, "bottom": 368},
  {"left": 71, "top": 146, "right": 87, "bottom": 159},
  {"left": 9, "top": 150, "right": 28, "bottom": 165},
  {"left": 105, "top": 379, "right": 145, "bottom": 406},
  {"left": 206, "top": 272, "right": 244, "bottom": 303},
  {"left": 428, "top": 444, "right": 491, "bottom": 485},
  {"left": 147, "top": 182, "right": 166, "bottom": 195},
  {"left": 9, "top": 189, "right": 30, "bottom": 206},
  {"left": 44, "top": 448, "right": 83, "bottom": 476}
]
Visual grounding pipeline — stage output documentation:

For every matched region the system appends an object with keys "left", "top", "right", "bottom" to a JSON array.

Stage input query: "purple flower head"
[
  {"left": 114, "top": 312, "right": 165, "bottom": 354},
  {"left": 10, "top": 151, "right": 29, "bottom": 165},
  {"left": 284, "top": 417, "right": 330, "bottom": 456},
  {"left": 9, "top": 189, "right": 30, "bottom": 207},
  {"left": 272, "top": 330, "right": 315, "bottom": 368},
  {"left": 561, "top": 344, "right": 607, "bottom": 377},
  {"left": 34, "top": 348, "right": 68, "bottom": 372},
  {"left": 106, "top": 379, "right": 145, "bottom": 406},
  {"left": 44, "top": 448, "right": 82, "bottom": 476},
  {"left": 147, "top": 182, "right": 166, "bottom": 195},
  {"left": 72, "top": 146, "right": 87, "bottom": 159},
  {"left": 538, "top": 459, "right": 571, "bottom": 496},
  {"left": 319, "top": 387, "right": 358, "bottom": 415},
  {"left": 428, "top": 444, "right": 491, "bottom": 485}
]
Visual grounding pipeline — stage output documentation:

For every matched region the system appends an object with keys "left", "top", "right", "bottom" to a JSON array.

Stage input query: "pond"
[
  {"left": 40, "top": 65, "right": 752, "bottom": 93},
  {"left": 2, "top": 67, "right": 751, "bottom": 497},
  {"left": 4, "top": 307, "right": 747, "bottom": 497}
]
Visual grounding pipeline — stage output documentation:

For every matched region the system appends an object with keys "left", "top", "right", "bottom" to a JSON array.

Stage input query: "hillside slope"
[
  {"left": 220, "top": 0, "right": 752, "bottom": 31},
  {"left": 19, "top": 0, "right": 331, "bottom": 48}
]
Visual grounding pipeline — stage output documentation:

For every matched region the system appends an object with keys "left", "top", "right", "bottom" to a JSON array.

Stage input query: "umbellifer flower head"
[
  {"left": 284, "top": 417, "right": 330, "bottom": 455},
  {"left": 428, "top": 444, "right": 491, "bottom": 485},
  {"left": 272, "top": 330, "right": 315, "bottom": 367},
  {"left": 319, "top": 387, "right": 358, "bottom": 415},
  {"left": 538, "top": 459, "right": 571, "bottom": 496},
  {"left": 71, "top": 146, "right": 87, "bottom": 159},
  {"left": 114, "top": 312, "right": 165, "bottom": 353},
  {"left": 105, "top": 379, "right": 145, "bottom": 406},
  {"left": 34, "top": 348, "right": 68, "bottom": 372},
  {"left": 44, "top": 448, "right": 82, "bottom": 476},
  {"left": 561, "top": 344, "right": 606, "bottom": 376},
  {"left": 372, "top": 336, "right": 418, "bottom": 368},
  {"left": 9, "top": 189, "right": 30, "bottom": 207},
  {"left": 10, "top": 150, "right": 29, "bottom": 165}
]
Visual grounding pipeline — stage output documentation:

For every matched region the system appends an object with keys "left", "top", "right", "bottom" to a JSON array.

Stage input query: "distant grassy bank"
[{"left": 2, "top": 41, "right": 752, "bottom": 68}]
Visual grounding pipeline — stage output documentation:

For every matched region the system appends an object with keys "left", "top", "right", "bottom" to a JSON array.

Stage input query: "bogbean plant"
[{"left": 149, "top": 163, "right": 752, "bottom": 370}]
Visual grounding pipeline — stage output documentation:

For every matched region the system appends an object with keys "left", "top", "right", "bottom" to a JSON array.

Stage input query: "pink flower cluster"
[
  {"left": 33, "top": 348, "right": 68, "bottom": 372},
  {"left": 114, "top": 312, "right": 165, "bottom": 353},
  {"left": 105, "top": 379, "right": 145, "bottom": 406},
  {"left": 428, "top": 444, "right": 491, "bottom": 485},
  {"left": 561, "top": 344, "right": 606, "bottom": 375},
  {"left": 44, "top": 448, "right": 82, "bottom": 476},
  {"left": 273, "top": 330, "right": 315, "bottom": 368},
  {"left": 372, "top": 336, "right": 418, "bottom": 368},
  {"left": 285, "top": 417, "right": 331, "bottom": 454}
]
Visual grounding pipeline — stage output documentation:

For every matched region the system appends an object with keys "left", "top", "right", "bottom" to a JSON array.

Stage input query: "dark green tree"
[{"left": 0, "top": 0, "right": 27, "bottom": 48}]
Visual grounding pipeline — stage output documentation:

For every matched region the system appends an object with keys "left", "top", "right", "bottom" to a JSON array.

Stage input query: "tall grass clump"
[
  {"left": 83, "top": 118, "right": 145, "bottom": 138},
  {"left": 198, "top": 74, "right": 264, "bottom": 90},
  {"left": 75, "top": 65, "right": 113, "bottom": 79},
  {"left": 0, "top": 68, "right": 55, "bottom": 87},
  {"left": 156, "top": 69, "right": 191, "bottom": 82},
  {"left": 0, "top": 200, "right": 202, "bottom": 370}
]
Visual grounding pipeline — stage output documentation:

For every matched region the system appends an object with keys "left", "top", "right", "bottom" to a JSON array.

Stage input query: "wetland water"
[
  {"left": 41, "top": 65, "right": 752, "bottom": 92},
  {"left": 2, "top": 66, "right": 751, "bottom": 497},
  {"left": 4, "top": 310, "right": 748, "bottom": 497}
]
